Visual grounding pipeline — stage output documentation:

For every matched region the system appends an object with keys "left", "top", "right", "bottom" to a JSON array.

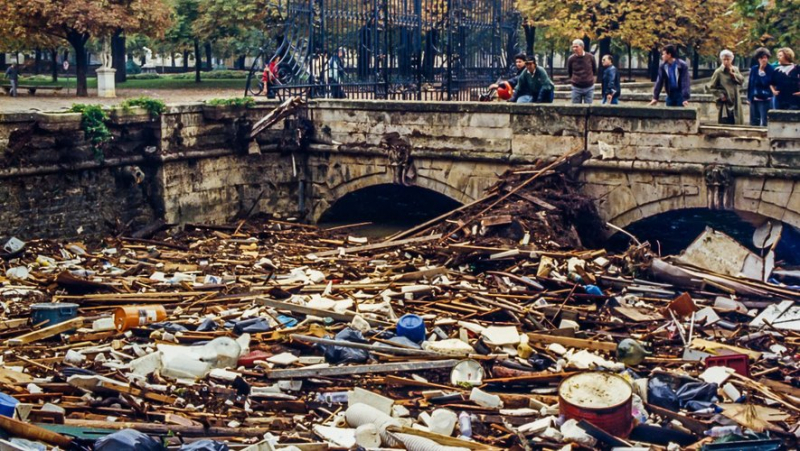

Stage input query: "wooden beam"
[
  {"left": 526, "top": 333, "right": 617, "bottom": 352},
  {"left": 311, "top": 234, "right": 442, "bottom": 257},
  {"left": 264, "top": 359, "right": 461, "bottom": 379},
  {"left": 256, "top": 297, "right": 393, "bottom": 327},
  {"left": 7, "top": 318, "right": 84, "bottom": 346}
]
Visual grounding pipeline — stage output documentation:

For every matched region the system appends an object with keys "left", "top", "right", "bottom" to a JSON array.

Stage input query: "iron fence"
[{"left": 246, "top": 0, "right": 521, "bottom": 101}]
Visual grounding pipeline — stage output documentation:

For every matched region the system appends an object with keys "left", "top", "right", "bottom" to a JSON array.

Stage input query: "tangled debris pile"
[{"left": 0, "top": 149, "right": 798, "bottom": 450}]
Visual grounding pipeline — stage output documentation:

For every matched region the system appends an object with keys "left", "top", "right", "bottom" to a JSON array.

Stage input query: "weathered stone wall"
[
  {"left": 1, "top": 101, "right": 799, "bottom": 241},
  {"left": 0, "top": 110, "right": 163, "bottom": 239}
]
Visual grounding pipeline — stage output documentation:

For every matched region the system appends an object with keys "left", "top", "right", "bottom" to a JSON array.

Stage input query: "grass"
[{"left": 15, "top": 76, "right": 244, "bottom": 90}]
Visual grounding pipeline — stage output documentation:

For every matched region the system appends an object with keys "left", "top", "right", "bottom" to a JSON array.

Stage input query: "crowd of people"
[{"left": 488, "top": 42, "right": 800, "bottom": 126}]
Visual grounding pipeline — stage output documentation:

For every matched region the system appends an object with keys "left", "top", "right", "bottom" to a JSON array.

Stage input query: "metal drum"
[{"left": 558, "top": 372, "right": 633, "bottom": 438}]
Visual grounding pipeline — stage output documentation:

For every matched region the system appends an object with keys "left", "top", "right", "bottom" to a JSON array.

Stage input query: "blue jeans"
[
  {"left": 537, "top": 89, "right": 554, "bottom": 103},
  {"left": 749, "top": 100, "right": 770, "bottom": 126},
  {"left": 515, "top": 95, "right": 533, "bottom": 103},
  {"left": 571, "top": 86, "right": 594, "bottom": 104},
  {"left": 666, "top": 91, "right": 685, "bottom": 107},
  {"left": 602, "top": 97, "right": 619, "bottom": 105}
]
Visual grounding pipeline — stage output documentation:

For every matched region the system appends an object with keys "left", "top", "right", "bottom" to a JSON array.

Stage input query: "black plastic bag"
[
  {"left": 320, "top": 328, "right": 370, "bottom": 364},
  {"left": 648, "top": 374, "right": 718, "bottom": 412},
  {"left": 94, "top": 429, "right": 163, "bottom": 451},
  {"left": 196, "top": 318, "right": 219, "bottom": 332},
  {"left": 229, "top": 317, "right": 271, "bottom": 335}
]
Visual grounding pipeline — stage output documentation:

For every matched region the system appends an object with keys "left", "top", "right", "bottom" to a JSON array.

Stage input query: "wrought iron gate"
[{"left": 246, "top": 0, "right": 521, "bottom": 101}]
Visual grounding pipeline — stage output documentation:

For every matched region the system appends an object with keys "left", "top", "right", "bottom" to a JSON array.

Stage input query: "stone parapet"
[{"left": 1, "top": 99, "right": 799, "bottom": 239}]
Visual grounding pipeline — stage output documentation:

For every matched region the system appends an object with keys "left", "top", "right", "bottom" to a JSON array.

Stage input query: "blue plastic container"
[
  {"left": 0, "top": 393, "right": 18, "bottom": 418},
  {"left": 31, "top": 303, "right": 79, "bottom": 327},
  {"left": 397, "top": 314, "right": 426, "bottom": 343},
  {"left": 584, "top": 285, "right": 603, "bottom": 296}
]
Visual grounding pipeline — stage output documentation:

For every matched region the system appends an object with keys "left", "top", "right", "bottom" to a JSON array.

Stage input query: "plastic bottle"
[
  {"left": 567, "top": 272, "right": 584, "bottom": 285},
  {"left": 704, "top": 426, "right": 742, "bottom": 437},
  {"left": 458, "top": 411, "right": 472, "bottom": 438}
]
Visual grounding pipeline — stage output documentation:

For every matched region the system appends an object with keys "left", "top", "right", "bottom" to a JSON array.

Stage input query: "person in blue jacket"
[
  {"left": 748, "top": 48, "right": 774, "bottom": 126},
  {"left": 601, "top": 55, "right": 621, "bottom": 104}
]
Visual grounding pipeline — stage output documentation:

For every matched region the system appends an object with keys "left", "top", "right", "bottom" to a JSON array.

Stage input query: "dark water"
[
  {"left": 318, "top": 187, "right": 800, "bottom": 266},
  {"left": 318, "top": 184, "right": 462, "bottom": 237},
  {"left": 606, "top": 209, "right": 800, "bottom": 265}
]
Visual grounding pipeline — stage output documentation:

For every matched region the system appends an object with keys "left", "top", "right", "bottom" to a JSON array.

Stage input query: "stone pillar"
[{"left": 96, "top": 68, "right": 117, "bottom": 98}]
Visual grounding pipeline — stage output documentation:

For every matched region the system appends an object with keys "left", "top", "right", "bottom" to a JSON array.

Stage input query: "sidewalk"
[{"left": 0, "top": 87, "right": 245, "bottom": 113}]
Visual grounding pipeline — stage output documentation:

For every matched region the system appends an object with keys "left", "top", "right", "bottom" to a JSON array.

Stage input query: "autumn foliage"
[
  {"left": 518, "top": 0, "right": 750, "bottom": 57},
  {"left": 0, "top": 0, "right": 172, "bottom": 96}
]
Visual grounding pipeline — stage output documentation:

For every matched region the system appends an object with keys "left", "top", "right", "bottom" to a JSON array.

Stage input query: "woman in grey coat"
[{"left": 708, "top": 49, "right": 744, "bottom": 125}]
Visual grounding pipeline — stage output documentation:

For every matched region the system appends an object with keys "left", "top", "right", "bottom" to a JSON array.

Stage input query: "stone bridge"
[
  {"left": 304, "top": 101, "right": 800, "bottom": 232},
  {"left": 0, "top": 101, "right": 798, "bottom": 239}
]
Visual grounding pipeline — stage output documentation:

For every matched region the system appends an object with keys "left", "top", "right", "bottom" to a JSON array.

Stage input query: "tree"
[
  {"left": 193, "top": 0, "right": 282, "bottom": 70},
  {"left": 0, "top": 0, "right": 172, "bottom": 96},
  {"left": 518, "top": 0, "right": 749, "bottom": 79},
  {"left": 735, "top": 0, "right": 800, "bottom": 51}
]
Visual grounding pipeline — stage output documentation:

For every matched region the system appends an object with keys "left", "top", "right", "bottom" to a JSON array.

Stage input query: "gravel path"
[{"left": 0, "top": 88, "right": 246, "bottom": 113}]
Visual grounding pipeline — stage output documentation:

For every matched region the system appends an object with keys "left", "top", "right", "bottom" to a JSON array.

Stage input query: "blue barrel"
[
  {"left": 397, "top": 314, "right": 426, "bottom": 343},
  {"left": 0, "top": 393, "right": 18, "bottom": 417},
  {"left": 31, "top": 303, "right": 79, "bottom": 327}
]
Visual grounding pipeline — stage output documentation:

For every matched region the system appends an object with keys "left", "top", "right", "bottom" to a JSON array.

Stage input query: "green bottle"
[{"left": 616, "top": 338, "right": 651, "bottom": 366}]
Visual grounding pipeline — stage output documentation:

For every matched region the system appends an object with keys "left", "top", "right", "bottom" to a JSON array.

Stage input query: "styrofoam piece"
[
  {"left": 267, "top": 352, "right": 299, "bottom": 366},
  {"left": 129, "top": 351, "right": 162, "bottom": 377},
  {"left": 348, "top": 387, "right": 394, "bottom": 415},
  {"left": 481, "top": 326, "right": 520, "bottom": 347},
  {"left": 427, "top": 409, "right": 457, "bottom": 436},
  {"left": 355, "top": 424, "right": 381, "bottom": 448},
  {"left": 469, "top": 388, "right": 503, "bottom": 409},
  {"left": 422, "top": 339, "right": 474, "bottom": 356},
  {"left": 518, "top": 416, "right": 553, "bottom": 434},
  {"left": 699, "top": 366, "right": 733, "bottom": 385},
  {"left": 312, "top": 425, "right": 356, "bottom": 448}
]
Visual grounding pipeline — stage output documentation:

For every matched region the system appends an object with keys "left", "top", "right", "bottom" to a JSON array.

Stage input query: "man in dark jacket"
[
  {"left": 601, "top": 55, "right": 620, "bottom": 104},
  {"left": 510, "top": 57, "right": 555, "bottom": 104},
  {"left": 567, "top": 39, "right": 597, "bottom": 104},
  {"left": 649, "top": 45, "right": 691, "bottom": 107},
  {"left": 490, "top": 53, "right": 526, "bottom": 91}
]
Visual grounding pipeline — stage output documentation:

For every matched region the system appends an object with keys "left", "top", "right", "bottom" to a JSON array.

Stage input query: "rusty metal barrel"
[{"left": 558, "top": 372, "right": 633, "bottom": 438}]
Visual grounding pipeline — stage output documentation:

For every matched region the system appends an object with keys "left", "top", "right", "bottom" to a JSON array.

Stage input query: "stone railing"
[{"left": 1, "top": 100, "right": 798, "bottom": 239}]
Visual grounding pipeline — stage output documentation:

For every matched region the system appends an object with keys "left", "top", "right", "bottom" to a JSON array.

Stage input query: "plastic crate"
[{"left": 705, "top": 353, "right": 750, "bottom": 378}]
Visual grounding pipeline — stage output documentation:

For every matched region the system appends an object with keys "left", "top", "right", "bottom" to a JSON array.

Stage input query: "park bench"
[{"left": 1, "top": 85, "right": 63, "bottom": 95}]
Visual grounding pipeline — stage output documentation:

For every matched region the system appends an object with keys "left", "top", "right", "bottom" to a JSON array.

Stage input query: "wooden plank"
[
  {"left": 7, "top": 318, "right": 84, "bottom": 346},
  {"left": 386, "top": 425, "right": 504, "bottom": 451},
  {"left": 480, "top": 215, "right": 513, "bottom": 228},
  {"left": 257, "top": 297, "right": 393, "bottom": 327},
  {"left": 264, "top": 359, "right": 461, "bottom": 379},
  {"left": 311, "top": 234, "right": 442, "bottom": 257},
  {"left": 526, "top": 333, "right": 617, "bottom": 352}
]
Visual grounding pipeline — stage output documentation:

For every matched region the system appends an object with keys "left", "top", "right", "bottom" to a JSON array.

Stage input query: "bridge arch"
[
  {"left": 588, "top": 170, "right": 800, "bottom": 233},
  {"left": 310, "top": 171, "right": 476, "bottom": 223}
]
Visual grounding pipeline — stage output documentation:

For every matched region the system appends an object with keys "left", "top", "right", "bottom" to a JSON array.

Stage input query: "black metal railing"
[{"left": 246, "top": 0, "right": 520, "bottom": 101}]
